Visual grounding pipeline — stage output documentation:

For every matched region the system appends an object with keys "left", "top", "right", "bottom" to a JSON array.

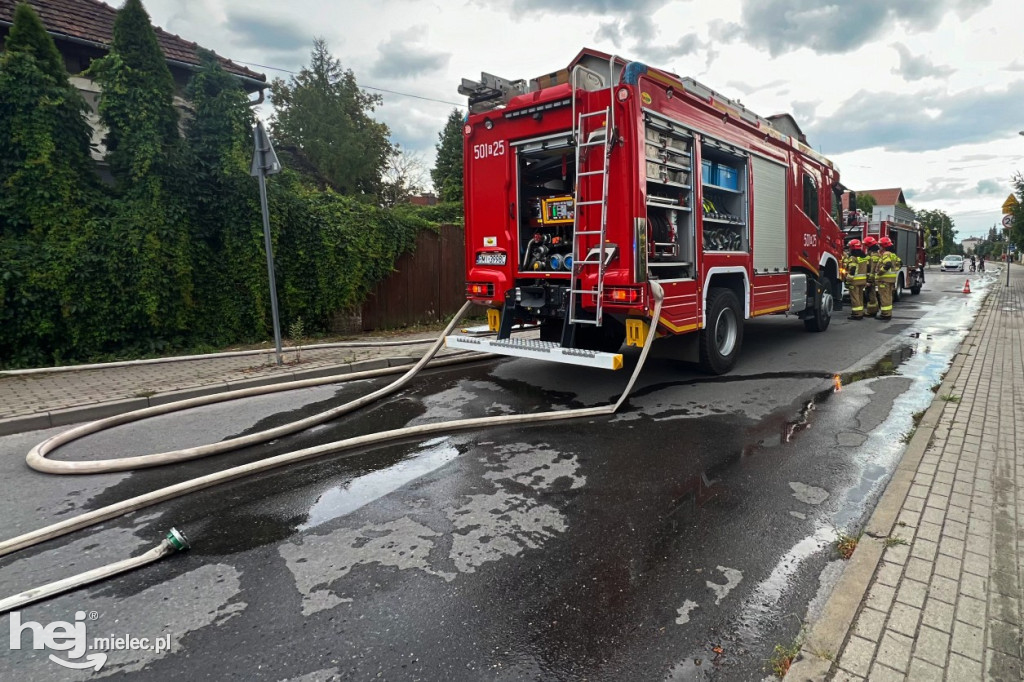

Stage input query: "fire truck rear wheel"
[
  {"left": 893, "top": 273, "right": 904, "bottom": 302},
  {"left": 804, "top": 274, "right": 833, "bottom": 333},
  {"left": 698, "top": 288, "right": 743, "bottom": 375}
]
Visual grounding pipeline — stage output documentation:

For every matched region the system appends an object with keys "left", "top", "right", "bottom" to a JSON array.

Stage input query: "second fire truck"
[
  {"left": 842, "top": 200, "right": 927, "bottom": 300},
  {"left": 447, "top": 48, "right": 848, "bottom": 374}
]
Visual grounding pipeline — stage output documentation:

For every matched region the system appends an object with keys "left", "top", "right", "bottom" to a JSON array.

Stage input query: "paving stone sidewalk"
[
  {"left": 0, "top": 329, "right": 466, "bottom": 430},
  {"left": 803, "top": 266, "right": 1024, "bottom": 681}
]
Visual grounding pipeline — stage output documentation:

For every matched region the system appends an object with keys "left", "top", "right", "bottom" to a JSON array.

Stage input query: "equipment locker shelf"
[
  {"left": 643, "top": 111, "right": 695, "bottom": 280},
  {"left": 700, "top": 141, "right": 749, "bottom": 253}
]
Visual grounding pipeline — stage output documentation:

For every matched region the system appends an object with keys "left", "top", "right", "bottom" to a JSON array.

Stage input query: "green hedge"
[{"left": 0, "top": 176, "right": 435, "bottom": 368}]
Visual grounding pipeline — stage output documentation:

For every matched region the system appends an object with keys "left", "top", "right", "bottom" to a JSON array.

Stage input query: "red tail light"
[
  {"left": 604, "top": 287, "right": 643, "bottom": 305},
  {"left": 466, "top": 282, "right": 494, "bottom": 297}
]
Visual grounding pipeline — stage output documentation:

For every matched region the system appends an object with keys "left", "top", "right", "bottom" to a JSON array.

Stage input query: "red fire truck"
[
  {"left": 842, "top": 203, "right": 926, "bottom": 299},
  {"left": 446, "top": 48, "right": 847, "bottom": 374}
]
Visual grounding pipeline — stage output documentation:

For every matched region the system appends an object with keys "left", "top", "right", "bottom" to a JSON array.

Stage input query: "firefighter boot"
[
  {"left": 865, "top": 285, "right": 879, "bottom": 317},
  {"left": 848, "top": 285, "right": 865, "bottom": 320},
  {"left": 878, "top": 282, "right": 894, "bottom": 321}
]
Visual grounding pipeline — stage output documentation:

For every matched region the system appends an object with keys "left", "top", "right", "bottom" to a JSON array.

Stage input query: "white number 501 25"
[{"left": 473, "top": 141, "right": 505, "bottom": 160}]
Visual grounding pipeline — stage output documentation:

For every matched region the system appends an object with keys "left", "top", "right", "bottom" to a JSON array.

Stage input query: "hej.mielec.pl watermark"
[{"left": 9, "top": 610, "right": 172, "bottom": 671}]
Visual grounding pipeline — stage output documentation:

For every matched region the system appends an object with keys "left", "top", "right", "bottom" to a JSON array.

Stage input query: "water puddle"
[
  {"left": 839, "top": 343, "right": 916, "bottom": 385},
  {"left": 298, "top": 438, "right": 460, "bottom": 530},
  {"left": 630, "top": 371, "right": 835, "bottom": 399}
]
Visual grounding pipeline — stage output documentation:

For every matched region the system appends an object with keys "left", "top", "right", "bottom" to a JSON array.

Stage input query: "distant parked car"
[{"left": 941, "top": 255, "right": 964, "bottom": 272}]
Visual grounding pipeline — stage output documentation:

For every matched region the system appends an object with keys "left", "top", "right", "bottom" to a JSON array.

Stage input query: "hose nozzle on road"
[
  {"left": 0, "top": 528, "right": 190, "bottom": 613},
  {"left": 165, "top": 527, "right": 189, "bottom": 552}
]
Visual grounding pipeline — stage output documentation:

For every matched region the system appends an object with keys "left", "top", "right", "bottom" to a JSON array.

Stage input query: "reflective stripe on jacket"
[
  {"left": 851, "top": 255, "right": 869, "bottom": 282},
  {"left": 843, "top": 255, "right": 866, "bottom": 283},
  {"left": 867, "top": 252, "right": 880, "bottom": 283},
  {"left": 878, "top": 251, "right": 901, "bottom": 281}
]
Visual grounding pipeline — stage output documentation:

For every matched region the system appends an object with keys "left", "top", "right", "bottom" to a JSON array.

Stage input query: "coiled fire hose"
[{"left": 1, "top": 285, "right": 664, "bottom": 602}]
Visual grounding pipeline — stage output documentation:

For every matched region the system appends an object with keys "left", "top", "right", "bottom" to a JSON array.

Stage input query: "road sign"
[
  {"left": 1002, "top": 213, "right": 1014, "bottom": 229},
  {"left": 251, "top": 120, "right": 284, "bottom": 365},
  {"left": 1002, "top": 194, "right": 1019, "bottom": 215},
  {"left": 250, "top": 120, "right": 281, "bottom": 177}
]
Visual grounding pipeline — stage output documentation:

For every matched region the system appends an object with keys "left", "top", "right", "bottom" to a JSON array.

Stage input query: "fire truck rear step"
[{"left": 444, "top": 335, "right": 623, "bottom": 370}]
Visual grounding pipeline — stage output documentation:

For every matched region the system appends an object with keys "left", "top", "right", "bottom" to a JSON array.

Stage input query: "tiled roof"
[
  {"left": 0, "top": 0, "right": 266, "bottom": 83},
  {"left": 842, "top": 188, "right": 907, "bottom": 210},
  {"left": 858, "top": 188, "right": 906, "bottom": 206}
]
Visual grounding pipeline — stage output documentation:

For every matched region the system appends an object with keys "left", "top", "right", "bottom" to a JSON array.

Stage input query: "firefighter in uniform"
[
  {"left": 876, "top": 236, "right": 901, "bottom": 321},
  {"left": 844, "top": 239, "right": 869, "bottom": 320},
  {"left": 862, "top": 236, "right": 880, "bottom": 317}
]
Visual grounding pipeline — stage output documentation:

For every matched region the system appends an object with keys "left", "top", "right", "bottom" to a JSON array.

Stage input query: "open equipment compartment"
[
  {"left": 643, "top": 110, "right": 695, "bottom": 280},
  {"left": 515, "top": 134, "right": 577, "bottom": 273},
  {"left": 700, "top": 138, "right": 749, "bottom": 253}
]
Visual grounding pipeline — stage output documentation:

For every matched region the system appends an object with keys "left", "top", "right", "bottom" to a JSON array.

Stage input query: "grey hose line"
[
  {"left": 0, "top": 529, "right": 189, "bottom": 612},
  {"left": 2, "top": 288, "right": 664, "bottom": 558},
  {"left": 27, "top": 302, "right": 477, "bottom": 474}
]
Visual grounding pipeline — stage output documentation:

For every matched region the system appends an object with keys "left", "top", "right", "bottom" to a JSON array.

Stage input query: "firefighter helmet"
[
  {"left": 848, "top": 239, "right": 862, "bottom": 251},
  {"left": 863, "top": 236, "right": 877, "bottom": 248},
  {"left": 879, "top": 236, "right": 893, "bottom": 248}
]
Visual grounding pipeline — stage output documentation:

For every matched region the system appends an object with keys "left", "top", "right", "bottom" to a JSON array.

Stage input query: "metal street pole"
[{"left": 253, "top": 122, "right": 283, "bottom": 365}]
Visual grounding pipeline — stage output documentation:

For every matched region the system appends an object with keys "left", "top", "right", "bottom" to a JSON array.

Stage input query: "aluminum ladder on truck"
[{"left": 568, "top": 59, "right": 616, "bottom": 329}]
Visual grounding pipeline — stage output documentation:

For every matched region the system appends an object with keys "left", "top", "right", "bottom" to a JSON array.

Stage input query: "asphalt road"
[{"left": 0, "top": 268, "right": 999, "bottom": 681}]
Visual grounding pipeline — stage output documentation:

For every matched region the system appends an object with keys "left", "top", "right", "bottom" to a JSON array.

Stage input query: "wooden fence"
[{"left": 359, "top": 224, "right": 467, "bottom": 331}]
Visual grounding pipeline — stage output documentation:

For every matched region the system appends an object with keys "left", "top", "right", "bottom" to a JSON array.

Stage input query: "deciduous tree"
[
  {"left": 380, "top": 144, "right": 428, "bottom": 207},
  {"left": 855, "top": 193, "right": 877, "bottom": 214},
  {"left": 917, "top": 208, "right": 957, "bottom": 262},
  {"left": 1011, "top": 173, "right": 1024, "bottom": 256}
]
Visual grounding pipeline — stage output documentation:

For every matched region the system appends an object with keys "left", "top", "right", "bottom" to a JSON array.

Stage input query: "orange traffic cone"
[{"left": 963, "top": 279, "right": 971, "bottom": 294}]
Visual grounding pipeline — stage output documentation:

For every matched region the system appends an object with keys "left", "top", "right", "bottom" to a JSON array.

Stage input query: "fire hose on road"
[{"left": 0, "top": 285, "right": 665, "bottom": 605}]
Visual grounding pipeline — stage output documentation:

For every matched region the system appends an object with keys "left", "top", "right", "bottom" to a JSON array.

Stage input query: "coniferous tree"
[
  {"left": 270, "top": 38, "right": 392, "bottom": 198},
  {"left": 431, "top": 108, "right": 464, "bottom": 204},
  {"left": 4, "top": 1, "right": 67, "bottom": 82},
  {"left": 89, "top": 0, "right": 178, "bottom": 182},
  {"left": 88, "top": 0, "right": 193, "bottom": 339},
  {"left": 0, "top": 2, "right": 95, "bottom": 236},
  {"left": 0, "top": 2, "right": 100, "bottom": 364}
]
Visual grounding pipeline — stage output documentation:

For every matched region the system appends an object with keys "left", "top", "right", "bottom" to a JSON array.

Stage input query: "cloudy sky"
[{"left": 139, "top": 0, "right": 1024, "bottom": 239}]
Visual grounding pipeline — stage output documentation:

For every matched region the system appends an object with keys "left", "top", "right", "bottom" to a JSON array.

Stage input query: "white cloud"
[
  {"left": 135, "top": 0, "right": 1024, "bottom": 228},
  {"left": 890, "top": 43, "right": 956, "bottom": 81}
]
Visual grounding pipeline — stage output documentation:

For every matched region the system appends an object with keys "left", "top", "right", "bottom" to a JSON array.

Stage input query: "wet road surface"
[{"left": 0, "top": 269, "right": 998, "bottom": 680}]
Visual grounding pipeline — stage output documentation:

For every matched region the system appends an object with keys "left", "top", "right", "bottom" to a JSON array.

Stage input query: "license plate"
[{"left": 476, "top": 251, "right": 507, "bottom": 266}]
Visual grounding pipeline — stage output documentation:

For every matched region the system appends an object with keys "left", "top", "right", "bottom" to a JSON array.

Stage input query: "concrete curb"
[
  {"left": 0, "top": 338, "right": 440, "bottom": 376},
  {"left": 0, "top": 355, "right": 433, "bottom": 437},
  {"left": 785, "top": 288, "right": 990, "bottom": 680}
]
